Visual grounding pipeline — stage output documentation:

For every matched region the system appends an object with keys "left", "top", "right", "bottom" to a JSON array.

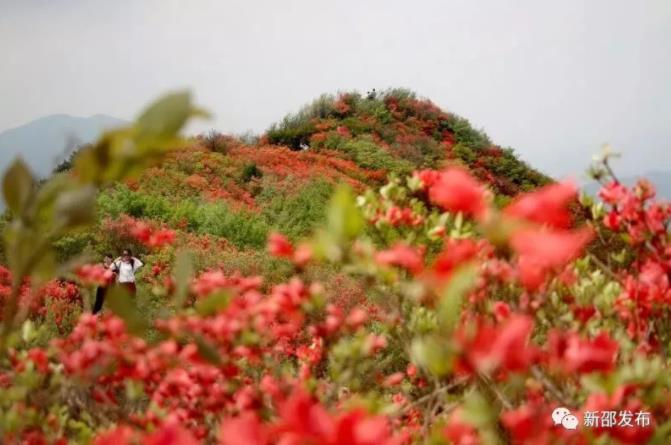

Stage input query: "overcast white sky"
[{"left": 1, "top": 0, "right": 670, "bottom": 178}]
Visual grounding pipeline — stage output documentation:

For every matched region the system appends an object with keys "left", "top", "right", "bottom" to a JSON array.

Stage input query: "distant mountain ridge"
[{"left": 0, "top": 114, "right": 126, "bottom": 178}]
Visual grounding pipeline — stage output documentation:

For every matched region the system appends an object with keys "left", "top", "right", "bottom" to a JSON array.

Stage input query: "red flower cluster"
[
  {"left": 455, "top": 315, "right": 537, "bottom": 375},
  {"left": 420, "top": 167, "right": 488, "bottom": 219},
  {"left": 598, "top": 179, "right": 671, "bottom": 342},
  {"left": 375, "top": 243, "right": 424, "bottom": 275},
  {"left": 4, "top": 159, "right": 671, "bottom": 444},
  {"left": 76, "top": 264, "right": 114, "bottom": 286},
  {"left": 103, "top": 215, "right": 176, "bottom": 249},
  {"left": 220, "top": 388, "right": 398, "bottom": 445}
]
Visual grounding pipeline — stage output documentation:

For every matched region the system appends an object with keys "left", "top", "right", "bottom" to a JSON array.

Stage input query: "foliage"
[
  {"left": 240, "top": 162, "right": 263, "bottom": 183},
  {"left": 264, "top": 89, "right": 550, "bottom": 195},
  {"left": 258, "top": 179, "right": 333, "bottom": 240},
  {"left": 2, "top": 92, "right": 670, "bottom": 445}
]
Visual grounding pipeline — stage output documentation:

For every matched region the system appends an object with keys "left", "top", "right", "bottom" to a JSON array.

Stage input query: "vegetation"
[
  {"left": 266, "top": 89, "right": 549, "bottom": 194},
  {"left": 1, "top": 90, "right": 669, "bottom": 445}
]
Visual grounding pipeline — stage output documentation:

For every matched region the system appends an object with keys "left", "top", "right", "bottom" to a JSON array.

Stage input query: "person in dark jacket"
[{"left": 92, "top": 253, "right": 116, "bottom": 314}]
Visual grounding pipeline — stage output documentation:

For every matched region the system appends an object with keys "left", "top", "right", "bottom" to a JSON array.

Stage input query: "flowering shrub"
[
  {"left": 266, "top": 89, "right": 549, "bottom": 195},
  {"left": 2, "top": 93, "right": 671, "bottom": 444}
]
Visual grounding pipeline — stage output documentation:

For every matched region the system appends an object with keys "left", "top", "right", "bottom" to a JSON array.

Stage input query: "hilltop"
[
  {"left": 265, "top": 89, "right": 549, "bottom": 195},
  {"left": 81, "top": 89, "right": 546, "bottom": 256}
]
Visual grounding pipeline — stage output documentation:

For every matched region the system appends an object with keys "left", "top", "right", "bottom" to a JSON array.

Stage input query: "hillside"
[
  {"left": 3, "top": 91, "right": 671, "bottom": 444},
  {"left": 15, "top": 89, "right": 552, "bottom": 319},
  {"left": 0, "top": 113, "right": 126, "bottom": 179},
  {"left": 68, "top": 90, "right": 551, "bottom": 283}
]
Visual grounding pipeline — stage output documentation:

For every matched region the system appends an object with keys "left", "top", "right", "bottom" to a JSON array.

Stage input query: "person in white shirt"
[{"left": 113, "top": 248, "right": 143, "bottom": 295}]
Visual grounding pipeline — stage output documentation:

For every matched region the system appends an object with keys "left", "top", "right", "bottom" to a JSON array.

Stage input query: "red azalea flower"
[
  {"left": 76, "top": 264, "right": 114, "bottom": 286},
  {"left": 375, "top": 243, "right": 424, "bottom": 275},
  {"left": 504, "top": 180, "right": 577, "bottom": 228},
  {"left": 431, "top": 238, "right": 480, "bottom": 280},
  {"left": 458, "top": 315, "right": 537, "bottom": 374},
  {"left": 511, "top": 227, "right": 594, "bottom": 290},
  {"left": 427, "top": 167, "right": 488, "bottom": 218},
  {"left": 443, "top": 408, "right": 480, "bottom": 445},
  {"left": 546, "top": 330, "right": 619, "bottom": 374},
  {"left": 220, "top": 412, "right": 268, "bottom": 445},
  {"left": 267, "top": 232, "right": 294, "bottom": 258}
]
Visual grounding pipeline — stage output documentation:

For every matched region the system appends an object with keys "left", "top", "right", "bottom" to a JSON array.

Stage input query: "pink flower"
[
  {"left": 382, "top": 372, "right": 405, "bottom": 387},
  {"left": 599, "top": 181, "right": 628, "bottom": 205}
]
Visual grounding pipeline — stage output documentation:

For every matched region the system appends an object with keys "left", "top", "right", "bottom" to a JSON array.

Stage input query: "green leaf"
[
  {"left": 173, "top": 249, "right": 194, "bottom": 309},
  {"left": 106, "top": 286, "right": 149, "bottom": 337},
  {"left": 437, "top": 263, "right": 478, "bottom": 333},
  {"left": 193, "top": 335, "right": 222, "bottom": 365},
  {"left": 2, "top": 158, "right": 35, "bottom": 215},
  {"left": 410, "top": 337, "right": 454, "bottom": 377},
  {"left": 195, "top": 291, "right": 231, "bottom": 316},
  {"left": 31, "top": 249, "right": 56, "bottom": 287},
  {"left": 136, "top": 91, "right": 204, "bottom": 141},
  {"left": 21, "top": 320, "right": 36, "bottom": 343},
  {"left": 327, "top": 185, "right": 364, "bottom": 241},
  {"left": 53, "top": 185, "right": 97, "bottom": 231},
  {"left": 461, "top": 390, "right": 496, "bottom": 428}
]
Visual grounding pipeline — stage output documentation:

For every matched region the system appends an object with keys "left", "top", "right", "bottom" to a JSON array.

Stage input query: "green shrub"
[
  {"left": 97, "top": 185, "right": 171, "bottom": 219},
  {"left": 444, "top": 115, "right": 491, "bottom": 149},
  {"left": 240, "top": 163, "right": 263, "bottom": 183},
  {"left": 52, "top": 230, "right": 94, "bottom": 262},
  {"left": 453, "top": 143, "right": 478, "bottom": 164},
  {"left": 259, "top": 179, "right": 333, "bottom": 239},
  {"left": 98, "top": 186, "right": 270, "bottom": 249},
  {"left": 190, "top": 204, "right": 269, "bottom": 249},
  {"left": 266, "top": 94, "right": 339, "bottom": 149},
  {"left": 340, "top": 138, "right": 413, "bottom": 174}
]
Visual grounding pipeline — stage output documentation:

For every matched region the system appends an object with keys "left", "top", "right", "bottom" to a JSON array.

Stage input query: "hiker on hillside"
[
  {"left": 113, "top": 249, "right": 143, "bottom": 295},
  {"left": 92, "top": 253, "right": 117, "bottom": 314}
]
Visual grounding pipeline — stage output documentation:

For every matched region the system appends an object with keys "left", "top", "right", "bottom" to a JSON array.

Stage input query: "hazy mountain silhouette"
[{"left": 0, "top": 114, "right": 126, "bottom": 178}]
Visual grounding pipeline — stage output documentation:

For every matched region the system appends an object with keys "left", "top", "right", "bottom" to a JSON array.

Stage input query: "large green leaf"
[
  {"left": 2, "top": 159, "right": 35, "bottom": 215},
  {"left": 327, "top": 185, "right": 364, "bottom": 241},
  {"left": 410, "top": 336, "right": 454, "bottom": 377},
  {"left": 136, "top": 91, "right": 207, "bottom": 142},
  {"left": 437, "top": 263, "right": 478, "bottom": 333},
  {"left": 53, "top": 185, "right": 97, "bottom": 231}
]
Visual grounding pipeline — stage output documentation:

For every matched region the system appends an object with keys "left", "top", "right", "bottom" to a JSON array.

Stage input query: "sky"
[{"left": 1, "top": 0, "right": 670, "bottom": 179}]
